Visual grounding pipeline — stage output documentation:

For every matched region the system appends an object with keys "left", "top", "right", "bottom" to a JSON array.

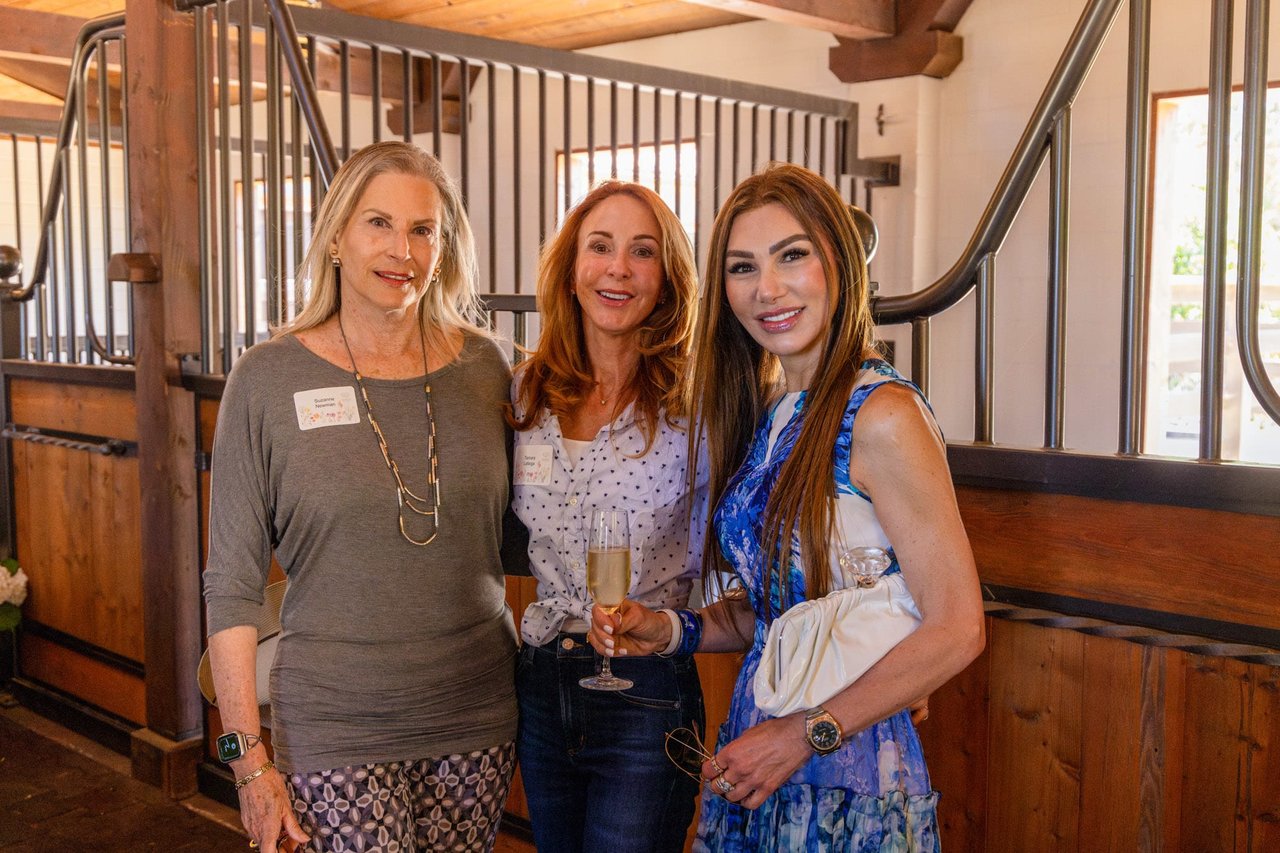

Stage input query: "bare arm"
[
  {"left": 709, "top": 384, "right": 985, "bottom": 810},
  {"left": 208, "top": 627, "right": 309, "bottom": 852}
]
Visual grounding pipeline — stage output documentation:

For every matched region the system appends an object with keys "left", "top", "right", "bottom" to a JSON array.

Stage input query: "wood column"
[{"left": 123, "top": 0, "right": 204, "bottom": 797}]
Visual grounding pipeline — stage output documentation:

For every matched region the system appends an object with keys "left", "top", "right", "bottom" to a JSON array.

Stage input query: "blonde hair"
[
  {"left": 691, "top": 163, "right": 875, "bottom": 614},
  {"left": 510, "top": 181, "right": 698, "bottom": 452},
  {"left": 283, "top": 141, "right": 487, "bottom": 353}
]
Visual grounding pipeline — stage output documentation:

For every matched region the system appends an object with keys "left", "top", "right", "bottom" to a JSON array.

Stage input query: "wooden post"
[{"left": 123, "top": 0, "right": 204, "bottom": 798}]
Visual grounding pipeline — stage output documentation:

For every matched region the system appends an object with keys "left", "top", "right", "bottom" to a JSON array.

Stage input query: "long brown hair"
[
  {"left": 510, "top": 181, "right": 698, "bottom": 451},
  {"left": 282, "top": 141, "right": 486, "bottom": 353},
  {"left": 691, "top": 163, "right": 875, "bottom": 615}
]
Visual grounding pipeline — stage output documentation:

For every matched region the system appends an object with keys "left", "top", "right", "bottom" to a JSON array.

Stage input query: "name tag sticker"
[
  {"left": 514, "top": 444, "right": 553, "bottom": 486},
  {"left": 294, "top": 386, "right": 361, "bottom": 431}
]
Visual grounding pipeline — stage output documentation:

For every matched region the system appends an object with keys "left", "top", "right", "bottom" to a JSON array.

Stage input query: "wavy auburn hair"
[
  {"left": 281, "top": 141, "right": 486, "bottom": 352},
  {"left": 691, "top": 163, "right": 876, "bottom": 615},
  {"left": 510, "top": 181, "right": 698, "bottom": 451}
]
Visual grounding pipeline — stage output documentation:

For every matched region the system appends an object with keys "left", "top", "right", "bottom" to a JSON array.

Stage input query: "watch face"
[
  {"left": 810, "top": 720, "right": 841, "bottom": 753},
  {"left": 216, "top": 732, "right": 244, "bottom": 763}
]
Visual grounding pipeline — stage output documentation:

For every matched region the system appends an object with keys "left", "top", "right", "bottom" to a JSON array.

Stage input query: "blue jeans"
[{"left": 516, "top": 634, "right": 705, "bottom": 853}]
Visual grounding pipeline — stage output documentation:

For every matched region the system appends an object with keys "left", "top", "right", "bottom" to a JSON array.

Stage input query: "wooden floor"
[{"left": 0, "top": 692, "right": 536, "bottom": 852}]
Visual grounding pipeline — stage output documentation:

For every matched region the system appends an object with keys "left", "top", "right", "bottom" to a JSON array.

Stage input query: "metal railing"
[
  {"left": 176, "top": 0, "right": 887, "bottom": 374},
  {"left": 0, "top": 14, "right": 132, "bottom": 365}
]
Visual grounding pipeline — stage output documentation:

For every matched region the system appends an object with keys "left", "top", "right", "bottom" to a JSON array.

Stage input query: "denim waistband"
[{"left": 527, "top": 632, "right": 595, "bottom": 659}]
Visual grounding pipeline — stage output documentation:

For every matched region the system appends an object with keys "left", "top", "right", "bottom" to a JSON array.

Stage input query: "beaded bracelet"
[
  {"left": 234, "top": 760, "right": 276, "bottom": 790},
  {"left": 673, "top": 609, "right": 704, "bottom": 658}
]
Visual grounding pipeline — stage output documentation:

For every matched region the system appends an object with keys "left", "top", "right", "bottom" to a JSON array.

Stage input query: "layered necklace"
[{"left": 338, "top": 314, "right": 441, "bottom": 546}]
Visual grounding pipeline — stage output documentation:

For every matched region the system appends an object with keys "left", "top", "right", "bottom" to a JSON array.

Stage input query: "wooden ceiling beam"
[
  {"left": 681, "top": 0, "right": 893, "bottom": 39},
  {"left": 829, "top": 0, "right": 973, "bottom": 82},
  {"left": 0, "top": 6, "right": 86, "bottom": 63},
  {"left": 0, "top": 98, "right": 64, "bottom": 127}
]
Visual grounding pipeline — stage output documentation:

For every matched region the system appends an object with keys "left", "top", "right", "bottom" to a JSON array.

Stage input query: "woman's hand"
[
  {"left": 701, "top": 715, "right": 811, "bottom": 810},
  {"left": 588, "top": 600, "right": 673, "bottom": 657},
  {"left": 235, "top": 757, "right": 309, "bottom": 852}
]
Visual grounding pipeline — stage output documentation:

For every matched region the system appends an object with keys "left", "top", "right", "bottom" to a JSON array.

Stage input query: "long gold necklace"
[{"left": 339, "top": 315, "right": 440, "bottom": 546}]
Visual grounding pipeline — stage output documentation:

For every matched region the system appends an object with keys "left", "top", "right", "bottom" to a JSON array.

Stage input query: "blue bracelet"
[{"left": 674, "top": 609, "right": 703, "bottom": 657}]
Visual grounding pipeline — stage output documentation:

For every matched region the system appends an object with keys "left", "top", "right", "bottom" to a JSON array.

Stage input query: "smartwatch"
[
  {"left": 803, "top": 707, "right": 843, "bottom": 756},
  {"left": 215, "top": 730, "right": 262, "bottom": 764}
]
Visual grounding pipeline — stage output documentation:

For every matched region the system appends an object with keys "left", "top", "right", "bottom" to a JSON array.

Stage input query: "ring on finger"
[
  {"left": 710, "top": 756, "right": 725, "bottom": 776},
  {"left": 248, "top": 842, "right": 258, "bottom": 850},
  {"left": 714, "top": 773, "right": 734, "bottom": 795}
]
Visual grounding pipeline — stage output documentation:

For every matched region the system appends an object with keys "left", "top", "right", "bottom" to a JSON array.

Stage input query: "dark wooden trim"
[
  {"left": 984, "top": 583, "right": 1280, "bottom": 652},
  {"left": 830, "top": 29, "right": 963, "bottom": 82},
  {"left": 0, "top": 359, "right": 136, "bottom": 390},
  {"left": 947, "top": 444, "right": 1280, "bottom": 517},
  {"left": 21, "top": 620, "right": 145, "bottom": 677},
  {"left": 6, "top": 676, "right": 136, "bottom": 756},
  {"left": 182, "top": 373, "right": 227, "bottom": 399}
]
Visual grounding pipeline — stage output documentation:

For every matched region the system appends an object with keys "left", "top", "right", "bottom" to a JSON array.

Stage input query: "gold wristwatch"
[{"left": 804, "top": 707, "right": 843, "bottom": 755}]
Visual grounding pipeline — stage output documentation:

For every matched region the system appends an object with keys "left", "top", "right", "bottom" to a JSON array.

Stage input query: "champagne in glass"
[{"left": 580, "top": 509, "right": 634, "bottom": 691}]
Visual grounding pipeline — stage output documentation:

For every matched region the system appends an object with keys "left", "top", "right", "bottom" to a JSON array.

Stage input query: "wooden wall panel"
[
  {"left": 11, "top": 438, "right": 144, "bottom": 662},
  {"left": 956, "top": 487, "right": 1280, "bottom": 631},
  {"left": 1178, "top": 656, "right": 1252, "bottom": 851},
  {"left": 986, "top": 619, "right": 1083, "bottom": 852},
  {"left": 9, "top": 376, "right": 137, "bottom": 441},
  {"left": 1078, "top": 635, "right": 1143, "bottom": 851},
  {"left": 1247, "top": 663, "right": 1280, "bottom": 852},
  {"left": 918, "top": 620, "right": 990, "bottom": 853},
  {"left": 18, "top": 633, "right": 146, "bottom": 725}
]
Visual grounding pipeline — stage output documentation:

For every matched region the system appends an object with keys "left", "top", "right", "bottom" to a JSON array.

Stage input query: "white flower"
[{"left": 5, "top": 568, "right": 27, "bottom": 606}]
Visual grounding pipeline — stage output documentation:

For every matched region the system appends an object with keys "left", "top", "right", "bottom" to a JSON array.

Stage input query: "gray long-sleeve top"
[{"left": 203, "top": 332, "right": 518, "bottom": 774}]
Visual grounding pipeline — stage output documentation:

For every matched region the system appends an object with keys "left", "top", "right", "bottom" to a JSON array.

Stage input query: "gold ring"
[
  {"left": 710, "top": 756, "right": 724, "bottom": 775},
  {"left": 248, "top": 842, "right": 258, "bottom": 850},
  {"left": 714, "top": 773, "right": 734, "bottom": 795}
]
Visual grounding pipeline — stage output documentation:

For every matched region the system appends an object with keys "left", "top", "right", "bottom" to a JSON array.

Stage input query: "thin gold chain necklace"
[{"left": 338, "top": 314, "right": 440, "bottom": 546}]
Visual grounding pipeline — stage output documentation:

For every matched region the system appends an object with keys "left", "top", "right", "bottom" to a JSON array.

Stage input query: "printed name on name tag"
[
  {"left": 294, "top": 386, "right": 361, "bottom": 431},
  {"left": 514, "top": 444, "right": 554, "bottom": 486}
]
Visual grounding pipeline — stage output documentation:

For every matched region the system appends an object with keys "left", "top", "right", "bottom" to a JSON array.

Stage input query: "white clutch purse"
[{"left": 754, "top": 547, "right": 921, "bottom": 717}]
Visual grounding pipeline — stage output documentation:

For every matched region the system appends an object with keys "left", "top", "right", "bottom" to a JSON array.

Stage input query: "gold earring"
[
  {"left": 429, "top": 266, "right": 441, "bottom": 287},
  {"left": 330, "top": 252, "right": 340, "bottom": 268}
]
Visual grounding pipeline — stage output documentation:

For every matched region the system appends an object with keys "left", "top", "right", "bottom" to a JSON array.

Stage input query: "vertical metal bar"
[
  {"left": 911, "top": 317, "right": 930, "bottom": 398},
  {"left": 803, "top": 114, "right": 811, "bottom": 169},
  {"left": 118, "top": 35, "right": 133, "bottom": 358},
  {"left": 1118, "top": 0, "right": 1151, "bottom": 454},
  {"left": 1199, "top": 0, "right": 1232, "bottom": 460},
  {"left": 513, "top": 65, "right": 522, "bottom": 293},
  {"left": 786, "top": 110, "right": 794, "bottom": 162},
  {"left": 975, "top": 255, "right": 995, "bottom": 443},
  {"left": 513, "top": 312, "right": 527, "bottom": 362},
  {"left": 693, "top": 96, "right": 702, "bottom": 256},
  {"left": 239, "top": 3, "right": 256, "bottom": 352},
  {"left": 266, "top": 17, "right": 284, "bottom": 329},
  {"left": 673, "top": 91, "right": 682, "bottom": 218},
  {"left": 460, "top": 57, "right": 471, "bottom": 206},
  {"left": 713, "top": 98, "right": 722, "bottom": 212},
  {"left": 633, "top": 84, "right": 641, "bottom": 183},
  {"left": 562, "top": 73, "right": 571, "bottom": 212},
  {"left": 586, "top": 76, "right": 596, "bottom": 188},
  {"left": 818, "top": 115, "right": 827, "bottom": 178},
  {"left": 1045, "top": 110, "right": 1071, "bottom": 450},
  {"left": 538, "top": 69, "right": 547, "bottom": 243},
  {"left": 340, "top": 40, "right": 351, "bottom": 160},
  {"left": 431, "top": 53, "right": 442, "bottom": 156},
  {"left": 1235, "top": 0, "right": 1280, "bottom": 424},
  {"left": 97, "top": 44, "right": 115, "bottom": 355},
  {"left": 9, "top": 133, "right": 23, "bottom": 356},
  {"left": 60, "top": 148, "right": 73, "bottom": 362},
  {"left": 750, "top": 104, "right": 759, "bottom": 173},
  {"left": 219, "top": 0, "right": 233, "bottom": 372},
  {"left": 769, "top": 106, "right": 777, "bottom": 162},
  {"left": 290, "top": 59, "right": 304, "bottom": 310},
  {"left": 195, "top": 11, "right": 211, "bottom": 370},
  {"left": 610, "top": 80, "right": 618, "bottom": 179},
  {"left": 402, "top": 50, "right": 413, "bottom": 143},
  {"left": 76, "top": 71, "right": 92, "bottom": 364},
  {"left": 371, "top": 45, "right": 383, "bottom": 144},
  {"left": 487, "top": 62, "right": 497, "bottom": 293},
  {"left": 34, "top": 138, "right": 47, "bottom": 360},
  {"left": 732, "top": 103, "right": 740, "bottom": 185},
  {"left": 653, "top": 87, "right": 662, "bottom": 195}
]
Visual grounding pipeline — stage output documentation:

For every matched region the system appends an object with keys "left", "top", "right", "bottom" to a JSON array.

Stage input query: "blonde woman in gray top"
[{"left": 204, "top": 142, "right": 518, "bottom": 853}]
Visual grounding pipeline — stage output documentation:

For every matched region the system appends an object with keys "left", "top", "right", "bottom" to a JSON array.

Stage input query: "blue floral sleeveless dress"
[{"left": 695, "top": 359, "right": 941, "bottom": 853}]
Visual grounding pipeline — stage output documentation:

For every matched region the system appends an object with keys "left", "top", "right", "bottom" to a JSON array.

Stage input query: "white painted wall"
[{"left": 585, "top": 0, "right": 1280, "bottom": 455}]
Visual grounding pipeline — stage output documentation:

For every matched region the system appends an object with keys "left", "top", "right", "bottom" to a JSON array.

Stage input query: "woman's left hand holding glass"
[
  {"left": 588, "top": 599, "right": 672, "bottom": 657},
  {"left": 700, "top": 715, "right": 810, "bottom": 811}
]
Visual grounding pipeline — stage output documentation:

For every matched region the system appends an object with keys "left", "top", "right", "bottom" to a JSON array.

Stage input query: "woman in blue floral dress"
[{"left": 590, "top": 163, "right": 985, "bottom": 851}]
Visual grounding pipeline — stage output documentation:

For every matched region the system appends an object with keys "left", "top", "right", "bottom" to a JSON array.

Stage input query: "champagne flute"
[{"left": 580, "top": 509, "right": 634, "bottom": 691}]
